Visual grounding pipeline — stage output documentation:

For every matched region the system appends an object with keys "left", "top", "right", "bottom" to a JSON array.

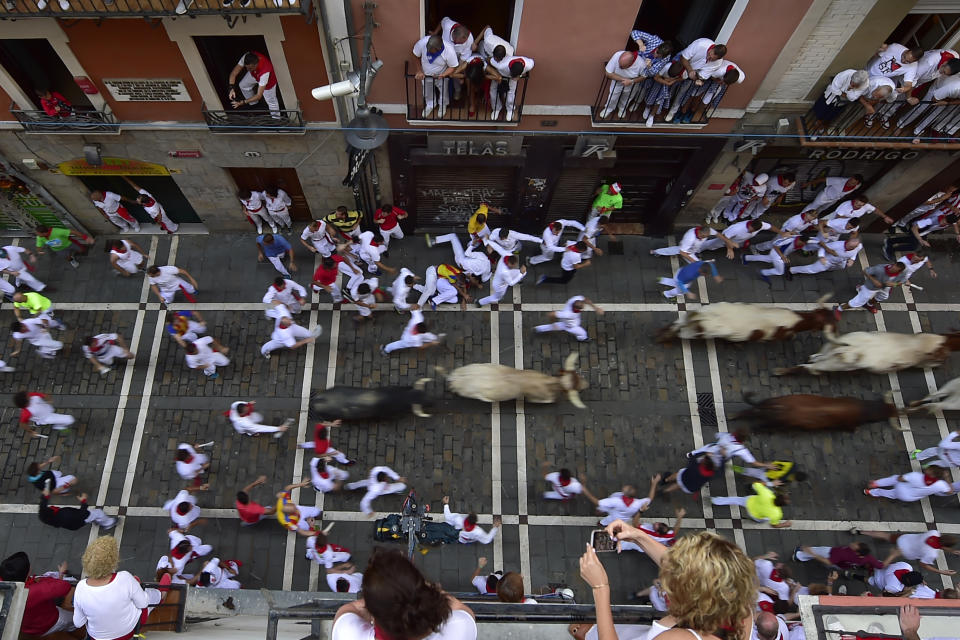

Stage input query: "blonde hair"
[
  {"left": 659, "top": 532, "right": 756, "bottom": 637},
  {"left": 82, "top": 536, "right": 119, "bottom": 579}
]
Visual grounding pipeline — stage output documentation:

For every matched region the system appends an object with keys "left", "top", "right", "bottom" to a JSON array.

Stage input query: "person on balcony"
[
  {"left": 488, "top": 53, "right": 534, "bottom": 121},
  {"left": 640, "top": 58, "right": 686, "bottom": 127},
  {"left": 812, "top": 69, "right": 870, "bottom": 128},
  {"left": 903, "top": 59, "right": 960, "bottom": 137},
  {"left": 667, "top": 38, "right": 727, "bottom": 122},
  {"left": 621, "top": 31, "right": 674, "bottom": 117},
  {"left": 452, "top": 54, "right": 487, "bottom": 117},
  {"left": 228, "top": 51, "right": 280, "bottom": 119},
  {"left": 898, "top": 56, "right": 960, "bottom": 133},
  {"left": 37, "top": 88, "right": 72, "bottom": 118},
  {"left": 672, "top": 61, "right": 745, "bottom": 125},
  {"left": 432, "top": 16, "right": 473, "bottom": 101},
  {"left": 599, "top": 51, "right": 647, "bottom": 119},
  {"left": 412, "top": 35, "right": 458, "bottom": 119}
]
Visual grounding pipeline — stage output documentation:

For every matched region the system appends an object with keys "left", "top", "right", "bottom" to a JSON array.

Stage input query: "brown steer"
[{"left": 732, "top": 392, "right": 902, "bottom": 432}]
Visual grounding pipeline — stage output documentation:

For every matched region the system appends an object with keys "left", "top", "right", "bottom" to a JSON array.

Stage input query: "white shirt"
[
  {"left": 555, "top": 295, "right": 585, "bottom": 328},
  {"left": 413, "top": 35, "right": 459, "bottom": 76},
  {"left": 680, "top": 38, "right": 719, "bottom": 72},
  {"left": 478, "top": 27, "right": 513, "bottom": 61},
  {"left": 820, "top": 217, "right": 856, "bottom": 239},
  {"left": 605, "top": 50, "right": 646, "bottom": 79},
  {"left": 781, "top": 213, "right": 816, "bottom": 235},
  {"left": 73, "top": 571, "right": 149, "bottom": 640},
  {"left": 265, "top": 189, "right": 292, "bottom": 212},
  {"left": 596, "top": 492, "right": 650, "bottom": 525},
  {"left": 185, "top": 335, "right": 220, "bottom": 369},
  {"left": 0, "top": 245, "right": 29, "bottom": 271},
  {"left": 163, "top": 489, "right": 200, "bottom": 528},
  {"left": 898, "top": 255, "right": 929, "bottom": 280},
  {"left": 560, "top": 243, "right": 585, "bottom": 271},
  {"left": 829, "top": 200, "right": 875, "bottom": 220},
  {"left": 817, "top": 177, "right": 858, "bottom": 203},
  {"left": 332, "top": 609, "right": 477, "bottom": 640},
  {"left": 137, "top": 189, "right": 163, "bottom": 217},
  {"left": 175, "top": 444, "right": 205, "bottom": 480},
  {"left": 398, "top": 310, "right": 438, "bottom": 347},
  {"left": 302, "top": 221, "right": 334, "bottom": 245},
  {"left": 149, "top": 265, "right": 183, "bottom": 292},
  {"left": 443, "top": 505, "right": 498, "bottom": 544},
  {"left": 490, "top": 55, "right": 535, "bottom": 78},
  {"left": 241, "top": 191, "right": 265, "bottom": 211},
  {"left": 490, "top": 257, "right": 525, "bottom": 291},
  {"left": 705, "top": 61, "right": 746, "bottom": 83},
  {"left": 873, "top": 561, "right": 914, "bottom": 594},
  {"left": 440, "top": 17, "right": 474, "bottom": 62},
  {"left": 13, "top": 317, "right": 50, "bottom": 343},
  {"left": 110, "top": 241, "right": 143, "bottom": 271},
  {"left": 691, "top": 432, "right": 756, "bottom": 465},
  {"left": 931, "top": 74, "right": 960, "bottom": 101},
  {"left": 326, "top": 572, "right": 363, "bottom": 593},
  {"left": 825, "top": 69, "right": 869, "bottom": 103},
  {"left": 896, "top": 530, "right": 942, "bottom": 565},
  {"left": 391, "top": 268, "right": 415, "bottom": 309},
  {"left": 868, "top": 44, "right": 915, "bottom": 80},
  {"left": 199, "top": 558, "right": 239, "bottom": 588},
  {"left": 93, "top": 191, "right": 122, "bottom": 215},
  {"left": 472, "top": 574, "right": 496, "bottom": 594},
  {"left": 263, "top": 280, "right": 307, "bottom": 307},
  {"left": 763, "top": 177, "right": 795, "bottom": 204},
  {"left": 678, "top": 226, "right": 718, "bottom": 255},
  {"left": 912, "top": 49, "right": 958, "bottom": 85},
  {"left": 349, "top": 277, "right": 378, "bottom": 308},
  {"left": 545, "top": 471, "right": 583, "bottom": 498},
  {"left": 81, "top": 333, "right": 120, "bottom": 361},
  {"left": 865, "top": 75, "right": 897, "bottom": 102},
  {"left": 723, "top": 220, "right": 770, "bottom": 243},
  {"left": 915, "top": 213, "right": 953, "bottom": 236},
  {"left": 820, "top": 240, "right": 862, "bottom": 264}
]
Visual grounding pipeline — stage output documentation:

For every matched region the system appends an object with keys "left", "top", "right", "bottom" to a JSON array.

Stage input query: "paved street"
[{"left": 0, "top": 228, "right": 958, "bottom": 604}]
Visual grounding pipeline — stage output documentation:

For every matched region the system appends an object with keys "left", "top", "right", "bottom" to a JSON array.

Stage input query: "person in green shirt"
[
  {"left": 34, "top": 225, "right": 91, "bottom": 268},
  {"left": 589, "top": 182, "right": 623, "bottom": 221},
  {"left": 12, "top": 291, "right": 66, "bottom": 330},
  {"left": 711, "top": 481, "right": 792, "bottom": 528}
]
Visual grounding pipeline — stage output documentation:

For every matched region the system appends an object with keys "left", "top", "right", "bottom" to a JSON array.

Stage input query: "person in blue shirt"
[
  {"left": 256, "top": 233, "right": 297, "bottom": 276},
  {"left": 658, "top": 260, "right": 722, "bottom": 299}
]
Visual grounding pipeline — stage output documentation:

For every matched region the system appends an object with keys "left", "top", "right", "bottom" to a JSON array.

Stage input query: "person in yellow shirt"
[
  {"left": 12, "top": 292, "right": 65, "bottom": 330},
  {"left": 711, "top": 481, "right": 792, "bottom": 528},
  {"left": 468, "top": 203, "right": 502, "bottom": 248}
]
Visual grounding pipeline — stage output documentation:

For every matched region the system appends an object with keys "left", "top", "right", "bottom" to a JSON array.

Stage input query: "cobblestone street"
[{"left": 0, "top": 229, "right": 958, "bottom": 603}]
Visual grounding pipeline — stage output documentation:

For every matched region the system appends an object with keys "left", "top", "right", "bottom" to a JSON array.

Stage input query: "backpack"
[{"left": 374, "top": 514, "right": 403, "bottom": 542}]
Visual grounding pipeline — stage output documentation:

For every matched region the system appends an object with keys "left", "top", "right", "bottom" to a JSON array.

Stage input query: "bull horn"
[
  {"left": 412, "top": 404, "right": 431, "bottom": 418},
  {"left": 564, "top": 352, "right": 580, "bottom": 372},
  {"left": 433, "top": 366, "right": 447, "bottom": 376},
  {"left": 815, "top": 293, "right": 833, "bottom": 307},
  {"left": 567, "top": 389, "right": 586, "bottom": 409},
  {"left": 414, "top": 377, "right": 432, "bottom": 391}
]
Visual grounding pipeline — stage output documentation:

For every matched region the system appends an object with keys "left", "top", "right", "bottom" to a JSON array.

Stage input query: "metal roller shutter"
[
  {"left": 414, "top": 167, "right": 516, "bottom": 229},
  {"left": 546, "top": 167, "right": 600, "bottom": 222}
]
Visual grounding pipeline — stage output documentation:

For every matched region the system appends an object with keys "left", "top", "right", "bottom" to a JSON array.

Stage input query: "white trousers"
[
  {"left": 529, "top": 244, "right": 561, "bottom": 265},
  {"left": 85, "top": 508, "right": 117, "bottom": 528},
  {"left": 267, "top": 255, "right": 290, "bottom": 277},
  {"left": 0, "top": 278, "right": 12, "bottom": 296},
  {"left": 261, "top": 324, "right": 313, "bottom": 355},
  {"left": 105, "top": 212, "right": 140, "bottom": 232},
  {"left": 233, "top": 411, "right": 286, "bottom": 435},
  {"left": 267, "top": 207, "right": 292, "bottom": 229},
  {"left": 795, "top": 547, "right": 831, "bottom": 563},
  {"left": 152, "top": 208, "right": 179, "bottom": 233},
  {"left": 314, "top": 281, "right": 342, "bottom": 303},
  {"left": 246, "top": 209, "right": 275, "bottom": 234},
  {"left": 433, "top": 278, "right": 459, "bottom": 305},
  {"left": 789, "top": 260, "right": 844, "bottom": 275},
  {"left": 414, "top": 266, "right": 438, "bottom": 308},
  {"left": 10, "top": 269, "right": 45, "bottom": 291},
  {"left": 196, "top": 353, "right": 229, "bottom": 376},
  {"left": 29, "top": 334, "right": 64, "bottom": 357},
  {"left": 158, "top": 279, "right": 196, "bottom": 304},
  {"left": 478, "top": 285, "right": 509, "bottom": 306},
  {"left": 916, "top": 443, "right": 960, "bottom": 468},
  {"left": 379, "top": 225, "right": 404, "bottom": 248},
  {"left": 344, "top": 481, "right": 406, "bottom": 514},
  {"left": 33, "top": 412, "right": 75, "bottom": 429},
  {"left": 652, "top": 246, "right": 695, "bottom": 259},
  {"left": 534, "top": 321, "right": 587, "bottom": 342},
  {"left": 801, "top": 192, "right": 840, "bottom": 215},
  {"left": 434, "top": 233, "right": 490, "bottom": 281},
  {"left": 847, "top": 286, "right": 888, "bottom": 308},
  {"left": 867, "top": 475, "right": 924, "bottom": 502},
  {"left": 310, "top": 463, "right": 348, "bottom": 492},
  {"left": 745, "top": 251, "right": 785, "bottom": 277},
  {"left": 239, "top": 73, "right": 281, "bottom": 117},
  {"left": 91, "top": 344, "right": 128, "bottom": 365},
  {"left": 658, "top": 277, "right": 686, "bottom": 299},
  {"left": 490, "top": 78, "right": 519, "bottom": 118},
  {"left": 603, "top": 81, "right": 638, "bottom": 114},
  {"left": 422, "top": 76, "right": 449, "bottom": 113}
]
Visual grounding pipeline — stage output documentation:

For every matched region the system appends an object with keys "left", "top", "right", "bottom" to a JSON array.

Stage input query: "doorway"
[
  {"left": 629, "top": 0, "right": 736, "bottom": 49},
  {"left": 424, "top": 0, "right": 515, "bottom": 41},
  {"left": 77, "top": 176, "right": 203, "bottom": 225},
  {"left": 193, "top": 35, "right": 286, "bottom": 111},
  {"left": 227, "top": 168, "right": 312, "bottom": 221},
  {"left": 0, "top": 39, "right": 93, "bottom": 110}
]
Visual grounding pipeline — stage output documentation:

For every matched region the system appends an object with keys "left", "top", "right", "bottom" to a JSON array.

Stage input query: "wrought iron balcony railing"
[
  {"left": 202, "top": 102, "right": 305, "bottom": 133},
  {"left": 403, "top": 60, "right": 529, "bottom": 124},
  {"left": 10, "top": 103, "right": 120, "bottom": 133},
  {"left": 0, "top": 0, "right": 310, "bottom": 18},
  {"left": 591, "top": 73, "right": 728, "bottom": 126},
  {"left": 799, "top": 97, "right": 960, "bottom": 146}
]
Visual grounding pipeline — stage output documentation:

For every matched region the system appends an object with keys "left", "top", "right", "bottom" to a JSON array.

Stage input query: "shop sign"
[
  {"left": 57, "top": 157, "right": 171, "bottom": 176},
  {"left": 806, "top": 149, "right": 920, "bottom": 161},
  {"left": 426, "top": 136, "right": 523, "bottom": 156}
]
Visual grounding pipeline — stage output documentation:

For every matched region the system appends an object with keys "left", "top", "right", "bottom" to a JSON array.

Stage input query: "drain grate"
[{"left": 697, "top": 392, "right": 718, "bottom": 427}]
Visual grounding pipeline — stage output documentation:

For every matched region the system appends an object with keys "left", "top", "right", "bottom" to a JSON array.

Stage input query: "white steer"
[
  {"left": 657, "top": 302, "right": 839, "bottom": 343},
  {"left": 776, "top": 331, "right": 960, "bottom": 375},
  {"left": 446, "top": 352, "right": 587, "bottom": 408}
]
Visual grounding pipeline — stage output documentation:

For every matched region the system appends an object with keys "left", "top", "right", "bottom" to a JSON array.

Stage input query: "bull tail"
[
  {"left": 412, "top": 404, "right": 431, "bottom": 418},
  {"left": 414, "top": 377, "right": 432, "bottom": 391},
  {"left": 884, "top": 391, "right": 906, "bottom": 431}
]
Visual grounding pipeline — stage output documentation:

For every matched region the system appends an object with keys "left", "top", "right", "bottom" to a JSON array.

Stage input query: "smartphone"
[{"left": 590, "top": 529, "right": 618, "bottom": 553}]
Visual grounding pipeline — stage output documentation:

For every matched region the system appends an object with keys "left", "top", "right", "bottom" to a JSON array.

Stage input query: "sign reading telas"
[{"left": 426, "top": 136, "right": 523, "bottom": 156}]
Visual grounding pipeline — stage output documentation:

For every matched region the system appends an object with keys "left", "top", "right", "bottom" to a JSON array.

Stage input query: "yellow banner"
[{"left": 57, "top": 157, "right": 170, "bottom": 176}]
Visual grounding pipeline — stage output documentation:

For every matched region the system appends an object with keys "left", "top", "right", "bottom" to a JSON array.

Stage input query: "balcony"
[
  {"left": 798, "top": 99, "right": 960, "bottom": 149},
  {"left": 403, "top": 60, "right": 528, "bottom": 125},
  {"left": 0, "top": 0, "right": 310, "bottom": 18},
  {"left": 202, "top": 102, "right": 305, "bottom": 134},
  {"left": 11, "top": 103, "right": 119, "bottom": 133},
  {"left": 590, "top": 74, "right": 727, "bottom": 128}
]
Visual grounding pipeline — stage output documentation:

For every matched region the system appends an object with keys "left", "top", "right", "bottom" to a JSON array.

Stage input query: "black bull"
[{"left": 309, "top": 379, "right": 432, "bottom": 420}]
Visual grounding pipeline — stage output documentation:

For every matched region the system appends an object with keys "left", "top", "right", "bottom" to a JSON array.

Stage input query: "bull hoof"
[{"left": 773, "top": 367, "right": 792, "bottom": 376}]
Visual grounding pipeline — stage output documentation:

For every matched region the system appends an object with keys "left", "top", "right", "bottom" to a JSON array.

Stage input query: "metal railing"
[
  {"left": 10, "top": 103, "right": 119, "bottom": 133},
  {"left": 0, "top": 0, "right": 309, "bottom": 18},
  {"left": 266, "top": 598, "right": 660, "bottom": 640},
  {"left": 403, "top": 60, "right": 529, "bottom": 123},
  {"left": 799, "top": 98, "right": 960, "bottom": 143},
  {"left": 591, "top": 73, "right": 728, "bottom": 126},
  {"left": 202, "top": 102, "right": 305, "bottom": 133}
]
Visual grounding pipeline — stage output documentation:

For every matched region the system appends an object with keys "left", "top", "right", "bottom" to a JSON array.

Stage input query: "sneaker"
[
  {"left": 311, "top": 326, "right": 323, "bottom": 339},
  {"left": 866, "top": 304, "right": 878, "bottom": 314},
  {"left": 422, "top": 106, "right": 434, "bottom": 119},
  {"left": 68, "top": 258, "right": 80, "bottom": 269},
  {"left": 599, "top": 107, "right": 612, "bottom": 119},
  {"left": 99, "top": 367, "right": 111, "bottom": 376},
  {"left": 437, "top": 106, "right": 447, "bottom": 119},
  {"left": 430, "top": 301, "right": 437, "bottom": 311},
  {"left": 270, "top": 224, "right": 278, "bottom": 233},
  {"left": 791, "top": 546, "right": 800, "bottom": 562},
  {"left": 665, "top": 109, "right": 677, "bottom": 122},
  {"left": 642, "top": 107, "right": 651, "bottom": 118},
  {"left": 864, "top": 117, "right": 875, "bottom": 128},
  {"left": 425, "top": 234, "right": 434, "bottom": 248},
  {"left": 910, "top": 448, "right": 922, "bottom": 460},
  {"left": 207, "top": 372, "right": 219, "bottom": 379},
  {"left": 102, "top": 517, "right": 118, "bottom": 531},
  {"left": 881, "top": 119, "right": 890, "bottom": 129},
  {"left": 848, "top": 527, "right": 862, "bottom": 535},
  {"left": 536, "top": 275, "right": 547, "bottom": 285},
  {"left": 379, "top": 344, "right": 388, "bottom": 356},
  {"left": 263, "top": 352, "right": 271, "bottom": 360},
  {"left": 645, "top": 114, "right": 654, "bottom": 128}
]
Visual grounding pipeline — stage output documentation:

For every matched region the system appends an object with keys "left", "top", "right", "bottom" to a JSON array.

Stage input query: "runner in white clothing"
[
  {"left": 306, "top": 532, "right": 351, "bottom": 568},
  {"left": 588, "top": 476, "right": 659, "bottom": 526},
  {"left": 300, "top": 220, "right": 340, "bottom": 257},
  {"left": 262, "top": 277, "right": 307, "bottom": 315},
  {"left": 147, "top": 264, "right": 198, "bottom": 306},
  {"left": 529, "top": 219, "right": 584, "bottom": 265},
  {"left": 823, "top": 195, "right": 894, "bottom": 225},
  {"left": 326, "top": 567, "right": 363, "bottom": 593},
  {"left": 488, "top": 55, "right": 534, "bottom": 121},
  {"left": 260, "top": 302, "right": 322, "bottom": 358},
  {"left": 577, "top": 217, "right": 614, "bottom": 260},
  {"left": 744, "top": 235, "right": 809, "bottom": 285},
  {"left": 543, "top": 466, "right": 595, "bottom": 502},
  {"left": 264, "top": 187, "right": 293, "bottom": 230},
  {"left": 701, "top": 220, "right": 781, "bottom": 255},
  {"left": 867, "top": 561, "right": 922, "bottom": 595},
  {"left": 162, "top": 488, "right": 202, "bottom": 531},
  {"left": 228, "top": 401, "right": 292, "bottom": 437},
  {"left": 82, "top": 332, "right": 134, "bottom": 375},
  {"left": 381, "top": 309, "right": 442, "bottom": 355},
  {"left": 15, "top": 391, "right": 75, "bottom": 437},
  {"left": 912, "top": 431, "right": 960, "bottom": 468},
  {"left": 789, "top": 238, "right": 862, "bottom": 276},
  {"left": 477, "top": 255, "right": 526, "bottom": 306},
  {"left": 195, "top": 558, "right": 241, "bottom": 589},
  {"left": 90, "top": 190, "right": 140, "bottom": 232},
  {"left": 651, "top": 225, "right": 733, "bottom": 263},
  {"left": 427, "top": 232, "right": 492, "bottom": 282},
  {"left": 857, "top": 528, "right": 960, "bottom": 575},
  {"left": 485, "top": 227, "right": 542, "bottom": 257},
  {"left": 0, "top": 245, "right": 45, "bottom": 291},
  {"left": 533, "top": 295, "right": 604, "bottom": 342},
  {"left": 745, "top": 172, "right": 797, "bottom": 220},
  {"left": 10, "top": 317, "right": 63, "bottom": 359},
  {"left": 716, "top": 172, "right": 768, "bottom": 223},
  {"left": 174, "top": 443, "right": 210, "bottom": 485},
  {"left": 345, "top": 466, "right": 407, "bottom": 515},
  {"left": 441, "top": 496, "right": 500, "bottom": 544},
  {"left": 122, "top": 177, "right": 179, "bottom": 233},
  {"left": 390, "top": 267, "right": 419, "bottom": 312},
  {"left": 866, "top": 469, "right": 954, "bottom": 502},
  {"left": 799, "top": 175, "right": 862, "bottom": 214},
  {"left": 166, "top": 529, "right": 213, "bottom": 575},
  {"left": 184, "top": 335, "right": 230, "bottom": 379},
  {"left": 106, "top": 240, "right": 147, "bottom": 276},
  {"left": 309, "top": 456, "right": 349, "bottom": 493},
  {"left": 238, "top": 189, "right": 275, "bottom": 234},
  {"left": 894, "top": 188, "right": 957, "bottom": 231},
  {"left": 754, "top": 210, "right": 817, "bottom": 251}
]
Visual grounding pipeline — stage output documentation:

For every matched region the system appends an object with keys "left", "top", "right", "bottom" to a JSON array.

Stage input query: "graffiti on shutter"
[{"left": 415, "top": 168, "right": 515, "bottom": 228}]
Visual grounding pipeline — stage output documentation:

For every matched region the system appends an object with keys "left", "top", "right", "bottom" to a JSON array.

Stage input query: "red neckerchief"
[
  {"left": 695, "top": 225, "right": 705, "bottom": 238},
  {"left": 273, "top": 284, "right": 284, "bottom": 291},
  {"left": 926, "top": 536, "right": 942, "bottom": 549},
  {"left": 905, "top": 252, "right": 916, "bottom": 261},
  {"left": 630, "top": 51, "right": 639, "bottom": 63},
  {"left": 320, "top": 471, "right": 330, "bottom": 479},
  {"left": 727, "top": 64, "right": 735, "bottom": 73},
  {"left": 171, "top": 547, "right": 189, "bottom": 560},
  {"left": 778, "top": 176, "right": 786, "bottom": 187},
  {"left": 793, "top": 238, "right": 804, "bottom": 250},
  {"left": 463, "top": 521, "right": 476, "bottom": 532},
  {"left": 142, "top": 198, "right": 156, "bottom": 208},
  {"left": 509, "top": 58, "right": 525, "bottom": 72},
  {"left": 568, "top": 245, "right": 582, "bottom": 253},
  {"left": 184, "top": 455, "right": 194, "bottom": 463},
  {"left": 758, "top": 599, "right": 775, "bottom": 613},
  {"left": 374, "top": 625, "right": 398, "bottom": 640},
  {"left": 502, "top": 256, "right": 511, "bottom": 267},
  {"left": 115, "top": 246, "right": 126, "bottom": 254},
  {"left": 923, "top": 473, "right": 939, "bottom": 486},
  {"left": 843, "top": 181, "right": 856, "bottom": 192},
  {"left": 884, "top": 265, "right": 900, "bottom": 276},
  {"left": 699, "top": 462, "right": 715, "bottom": 477},
  {"left": 894, "top": 568, "right": 910, "bottom": 580},
  {"left": 938, "top": 51, "right": 956, "bottom": 68},
  {"left": 769, "top": 567, "right": 783, "bottom": 582},
  {"left": 558, "top": 477, "right": 571, "bottom": 487},
  {"left": 622, "top": 495, "right": 634, "bottom": 507}
]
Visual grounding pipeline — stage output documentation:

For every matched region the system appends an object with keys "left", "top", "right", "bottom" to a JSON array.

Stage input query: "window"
[
  {"left": 887, "top": 12, "right": 960, "bottom": 50},
  {"left": 193, "top": 35, "right": 285, "bottom": 110},
  {"left": 0, "top": 39, "right": 93, "bottom": 109},
  {"left": 629, "top": 0, "right": 736, "bottom": 50},
  {"left": 424, "top": 0, "right": 515, "bottom": 44}
]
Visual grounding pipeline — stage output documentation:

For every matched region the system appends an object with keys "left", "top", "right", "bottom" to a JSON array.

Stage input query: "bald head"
[
  {"left": 756, "top": 613, "right": 780, "bottom": 640},
  {"left": 618, "top": 51, "right": 636, "bottom": 69}
]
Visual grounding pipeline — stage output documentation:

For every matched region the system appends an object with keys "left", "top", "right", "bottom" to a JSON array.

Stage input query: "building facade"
[{"left": 0, "top": 0, "right": 956, "bottom": 236}]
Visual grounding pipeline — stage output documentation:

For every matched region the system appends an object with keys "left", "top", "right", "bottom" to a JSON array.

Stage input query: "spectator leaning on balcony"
[
  {"left": 412, "top": 35, "right": 458, "bottom": 119},
  {"left": 812, "top": 69, "right": 870, "bottom": 126},
  {"left": 38, "top": 88, "right": 73, "bottom": 118},
  {"left": 680, "top": 61, "right": 745, "bottom": 124},
  {"left": 474, "top": 25, "right": 513, "bottom": 63},
  {"left": 901, "top": 59, "right": 960, "bottom": 137},
  {"left": 641, "top": 58, "right": 686, "bottom": 127},
  {"left": 599, "top": 51, "right": 647, "bottom": 119},
  {"left": 860, "top": 75, "right": 897, "bottom": 128},
  {"left": 228, "top": 51, "right": 281, "bottom": 119},
  {"left": 864, "top": 43, "right": 924, "bottom": 127},
  {"left": 432, "top": 16, "right": 474, "bottom": 100},
  {"left": 488, "top": 52, "right": 535, "bottom": 122},
  {"left": 667, "top": 38, "right": 727, "bottom": 122}
]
